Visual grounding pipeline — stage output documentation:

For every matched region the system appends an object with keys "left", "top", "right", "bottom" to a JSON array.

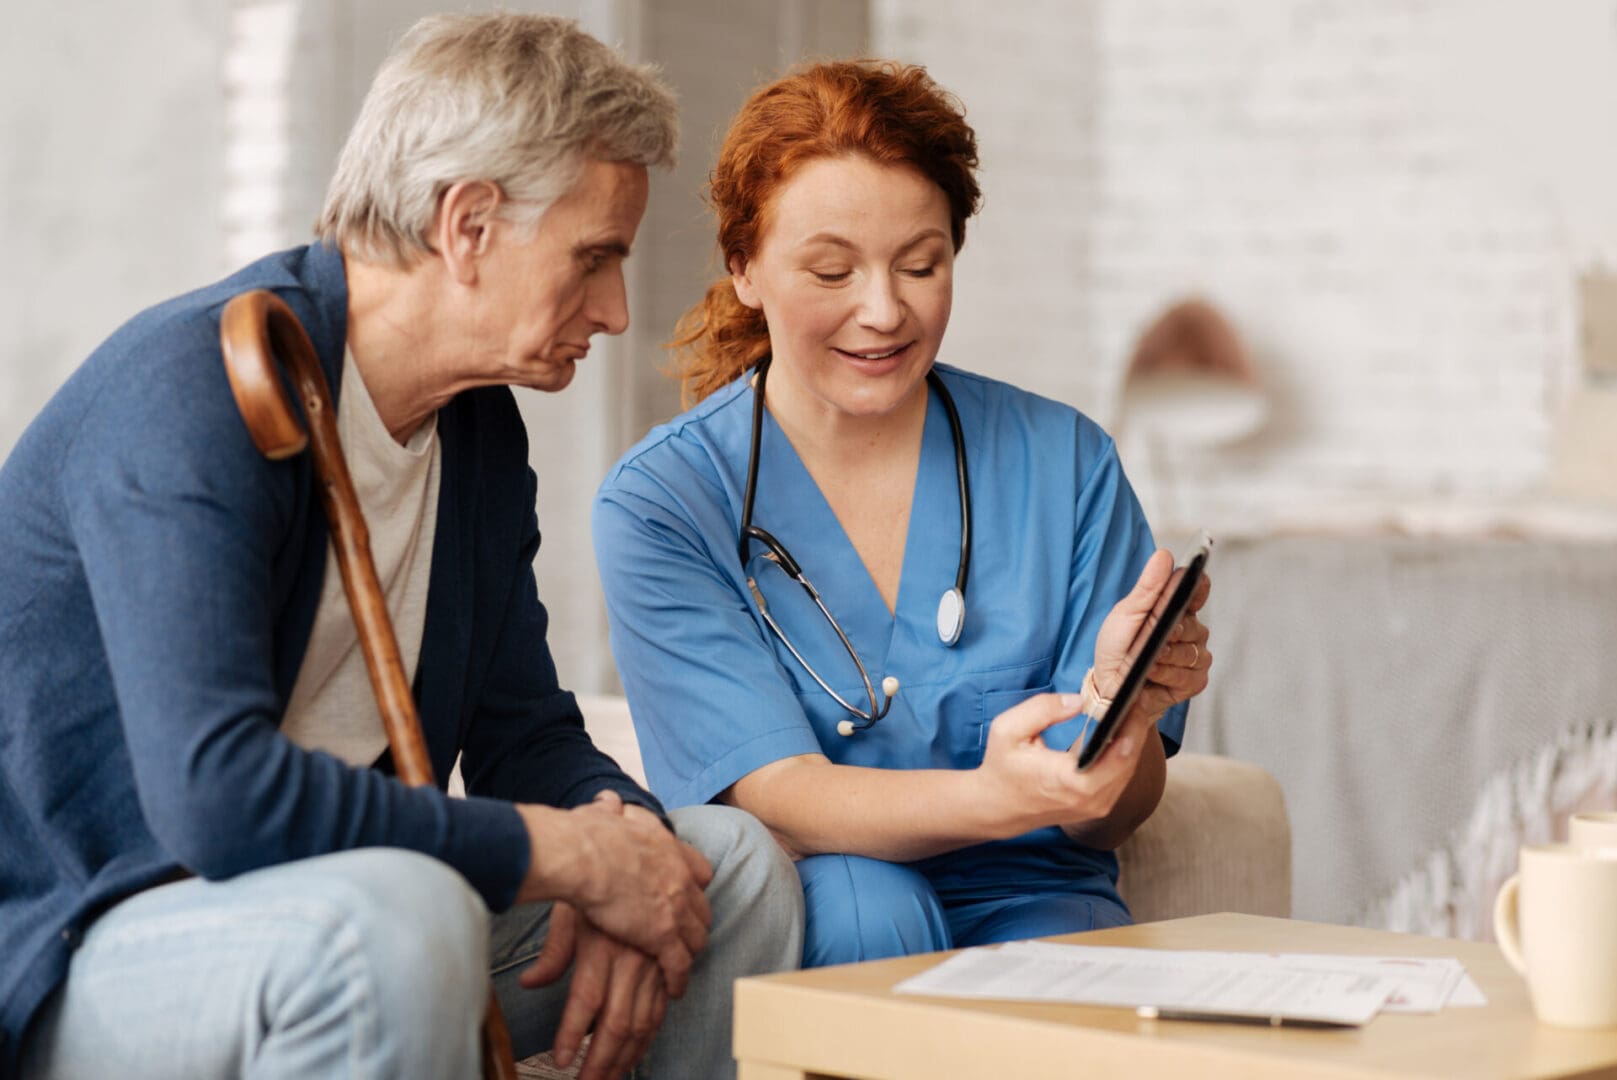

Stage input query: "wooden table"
[{"left": 732, "top": 913, "right": 1617, "bottom": 1079}]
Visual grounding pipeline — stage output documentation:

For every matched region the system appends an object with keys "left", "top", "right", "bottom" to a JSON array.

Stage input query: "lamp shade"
[{"left": 1120, "top": 299, "right": 1265, "bottom": 445}]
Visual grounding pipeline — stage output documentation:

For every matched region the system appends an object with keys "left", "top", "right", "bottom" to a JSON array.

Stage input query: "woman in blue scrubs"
[{"left": 593, "top": 60, "right": 1213, "bottom": 967}]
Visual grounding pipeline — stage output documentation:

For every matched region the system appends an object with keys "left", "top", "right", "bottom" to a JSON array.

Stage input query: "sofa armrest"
[{"left": 1117, "top": 752, "right": 1292, "bottom": 923}]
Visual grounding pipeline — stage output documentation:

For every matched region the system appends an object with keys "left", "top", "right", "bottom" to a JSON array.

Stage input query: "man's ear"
[
  {"left": 434, "top": 180, "right": 503, "bottom": 286},
  {"left": 729, "top": 254, "right": 763, "bottom": 310}
]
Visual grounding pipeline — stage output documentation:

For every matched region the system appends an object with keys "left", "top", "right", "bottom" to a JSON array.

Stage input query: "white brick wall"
[{"left": 875, "top": 0, "right": 1617, "bottom": 535}]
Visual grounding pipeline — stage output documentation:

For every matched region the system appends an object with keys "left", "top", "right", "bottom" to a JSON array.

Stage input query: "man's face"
[{"left": 472, "top": 159, "right": 650, "bottom": 393}]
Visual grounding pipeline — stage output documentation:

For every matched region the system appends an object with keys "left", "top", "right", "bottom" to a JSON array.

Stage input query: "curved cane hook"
[{"left": 220, "top": 290, "right": 315, "bottom": 460}]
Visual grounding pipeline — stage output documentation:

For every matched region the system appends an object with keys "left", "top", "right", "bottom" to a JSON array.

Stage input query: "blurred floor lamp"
[{"left": 1116, "top": 299, "right": 1266, "bottom": 529}]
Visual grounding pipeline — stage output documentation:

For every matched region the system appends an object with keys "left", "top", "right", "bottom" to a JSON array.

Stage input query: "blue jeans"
[{"left": 19, "top": 806, "right": 802, "bottom": 1079}]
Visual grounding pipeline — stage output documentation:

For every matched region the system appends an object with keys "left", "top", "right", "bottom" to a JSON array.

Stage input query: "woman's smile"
[{"left": 833, "top": 340, "right": 914, "bottom": 373}]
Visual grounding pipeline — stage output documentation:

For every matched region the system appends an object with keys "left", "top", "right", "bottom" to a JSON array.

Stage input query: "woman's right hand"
[{"left": 973, "top": 690, "right": 1161, "bottom": 836}]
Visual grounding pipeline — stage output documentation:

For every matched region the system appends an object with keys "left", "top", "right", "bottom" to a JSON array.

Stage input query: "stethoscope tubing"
[{"left": 737, "top": 356, "right": 972, "bottom": 730}]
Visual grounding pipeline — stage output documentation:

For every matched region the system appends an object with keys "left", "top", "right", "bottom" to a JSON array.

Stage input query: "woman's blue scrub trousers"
[{"left": 796, "top": 853, "right": 1130, "bottom": 967}]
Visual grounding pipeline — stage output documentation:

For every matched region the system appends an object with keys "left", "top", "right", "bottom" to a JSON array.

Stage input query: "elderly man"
[{"left": 0, "top": 14, "right": 801, "bottom": 1080}]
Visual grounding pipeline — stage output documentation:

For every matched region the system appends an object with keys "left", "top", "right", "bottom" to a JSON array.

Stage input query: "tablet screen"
[{"left": 1075, "top": 533, "right": 1212, "bottom": 771}]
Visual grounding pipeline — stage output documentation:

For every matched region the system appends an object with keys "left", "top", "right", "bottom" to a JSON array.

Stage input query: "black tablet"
[{"left": 1075, "top": 532, "right": 1213, "bottom": 771}]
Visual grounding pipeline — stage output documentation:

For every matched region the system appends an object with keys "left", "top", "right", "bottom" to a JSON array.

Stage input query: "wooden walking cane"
[{"left": 219, "top": 289, "right": 519, "bottom": 1080}]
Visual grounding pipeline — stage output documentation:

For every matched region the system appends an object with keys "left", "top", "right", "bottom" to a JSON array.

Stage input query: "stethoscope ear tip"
[{"left": 836, "top": 719, "right": 856, "bottom": 737}]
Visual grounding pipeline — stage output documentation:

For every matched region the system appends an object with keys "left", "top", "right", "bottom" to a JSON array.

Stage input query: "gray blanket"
[{"left": 1183, "top": 534, "right": 1617, "bottom": 935}]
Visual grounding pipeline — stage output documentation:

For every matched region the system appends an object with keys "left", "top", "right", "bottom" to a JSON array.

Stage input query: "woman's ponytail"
[{"left": 667, "top": 277, "right": 770, "bottom": 408}]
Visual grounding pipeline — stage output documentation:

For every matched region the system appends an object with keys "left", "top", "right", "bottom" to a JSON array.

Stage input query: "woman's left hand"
[{"left": 1090, "top": 548, "right": 1212, "bottom": 724}]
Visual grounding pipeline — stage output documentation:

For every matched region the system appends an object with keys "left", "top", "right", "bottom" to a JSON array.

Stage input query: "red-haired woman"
[{"left": 593, "top": 61, "right": 1212, "bottom": 966}]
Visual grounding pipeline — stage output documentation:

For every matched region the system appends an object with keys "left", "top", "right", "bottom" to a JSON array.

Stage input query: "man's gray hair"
[{"left": 317, "top": 13, "right": 678, "bottom": 267}]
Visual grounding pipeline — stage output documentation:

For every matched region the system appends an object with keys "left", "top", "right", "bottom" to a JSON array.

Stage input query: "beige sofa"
[{"left": 515, "top": 695, "right": 1292, "bottom": 1078}]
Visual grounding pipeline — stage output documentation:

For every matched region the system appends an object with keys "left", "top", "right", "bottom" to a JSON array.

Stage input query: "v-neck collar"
[{"left": 746, "top": 377, "right": 959, "bottom": 682}]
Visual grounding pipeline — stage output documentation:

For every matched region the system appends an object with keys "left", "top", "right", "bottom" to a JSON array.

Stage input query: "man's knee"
[
  {"left": 24, "top": 850, "right": 491, "bottom": 1080},
  {"left": 796, "top": 854, "right": 949, "bottom": 967},
  {"left": 671, "top": 805, "right": 797, "bottom": 905},
  {"left": 325, "top": 853, "right": 481, "bottom": 976},
  {"left": 289, "top": 849, "right": 489, "bottom": 1036},
  {"left": 668, "top": 804, "right": 803, "bottom": 969}
]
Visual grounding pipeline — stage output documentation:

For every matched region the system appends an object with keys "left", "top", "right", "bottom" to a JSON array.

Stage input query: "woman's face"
[{"left": 731, "top": 155, "right": 955, "bottom": 423}]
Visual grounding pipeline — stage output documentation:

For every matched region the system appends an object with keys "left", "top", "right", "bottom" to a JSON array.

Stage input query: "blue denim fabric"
[
  {"left": 20, "top": 808, "right": 802, "bottom": 1080},
  {"left": 19, "top": 850, "right": 490, "bottom": 1080}
]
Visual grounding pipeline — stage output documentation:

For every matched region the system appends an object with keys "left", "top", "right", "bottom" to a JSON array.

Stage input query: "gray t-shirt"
[{"left": 280, "top": 349, "right": 440, "bottom": 765}]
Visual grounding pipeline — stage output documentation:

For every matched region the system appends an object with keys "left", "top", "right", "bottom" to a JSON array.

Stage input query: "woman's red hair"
[{"left": 668, "top": 60, "right": 981, "bottom": 406}]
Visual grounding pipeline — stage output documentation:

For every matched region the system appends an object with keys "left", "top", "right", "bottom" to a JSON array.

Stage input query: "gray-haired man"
[{"left": 1, "top": 14, "right": 802, "bottom": 1080}]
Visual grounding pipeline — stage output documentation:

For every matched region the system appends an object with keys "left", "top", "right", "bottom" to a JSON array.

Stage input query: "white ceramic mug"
[
  {"left": 1493, "top": 843, "right": 1617, "bottom": 1029},
  {"left": 1568, "top": 811, "right": 1617, "bottom": 852}
]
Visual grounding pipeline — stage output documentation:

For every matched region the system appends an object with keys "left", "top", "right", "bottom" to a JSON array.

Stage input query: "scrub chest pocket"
[{"left": 976, "top": 682, "right": 1057, "bottom": 759}]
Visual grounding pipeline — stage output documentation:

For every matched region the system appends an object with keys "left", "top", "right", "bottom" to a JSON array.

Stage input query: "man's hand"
[
  {"left": 515, "top": 793, "right": 713, "bottom": 996},
  {"left": 520, "top": 901, "right": 667, "bottom": 1080}
]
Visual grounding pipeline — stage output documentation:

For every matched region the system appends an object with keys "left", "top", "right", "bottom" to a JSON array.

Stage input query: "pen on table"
[{"left": 1136, "top": 1006, "right": 1358, "bottom": 1030}]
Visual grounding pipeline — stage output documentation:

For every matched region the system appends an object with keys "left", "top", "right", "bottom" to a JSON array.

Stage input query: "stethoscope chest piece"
[{"left": 936, "top": 587, "right": 965, "bottom": 647}]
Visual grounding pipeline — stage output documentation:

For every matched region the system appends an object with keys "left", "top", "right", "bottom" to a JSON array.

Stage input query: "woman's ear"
[
  {"left": 729, "top": 254, "right": 763, "bottom": 310},
  {"left": 434, "top": 180, "right": 503, "bottom": 286}
]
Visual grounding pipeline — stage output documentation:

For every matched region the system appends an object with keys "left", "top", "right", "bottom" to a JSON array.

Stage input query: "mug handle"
[{"left": 1493, "top": 872, "right": 1528, "bottom": 976}]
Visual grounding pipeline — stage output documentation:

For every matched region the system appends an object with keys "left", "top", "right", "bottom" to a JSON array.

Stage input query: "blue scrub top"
[{"left": 594, "top": 365, "right": 1185, "bottom": 897}]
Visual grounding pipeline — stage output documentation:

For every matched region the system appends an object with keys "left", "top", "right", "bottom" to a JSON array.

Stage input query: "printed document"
[{"left": 894, "top": 942, "right": 1481, "bottom": 1026}]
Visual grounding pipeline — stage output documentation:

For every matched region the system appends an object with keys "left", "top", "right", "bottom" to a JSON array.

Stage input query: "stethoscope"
[{"left": 738, "top": 355, "right": 972, "bottom": 736}]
